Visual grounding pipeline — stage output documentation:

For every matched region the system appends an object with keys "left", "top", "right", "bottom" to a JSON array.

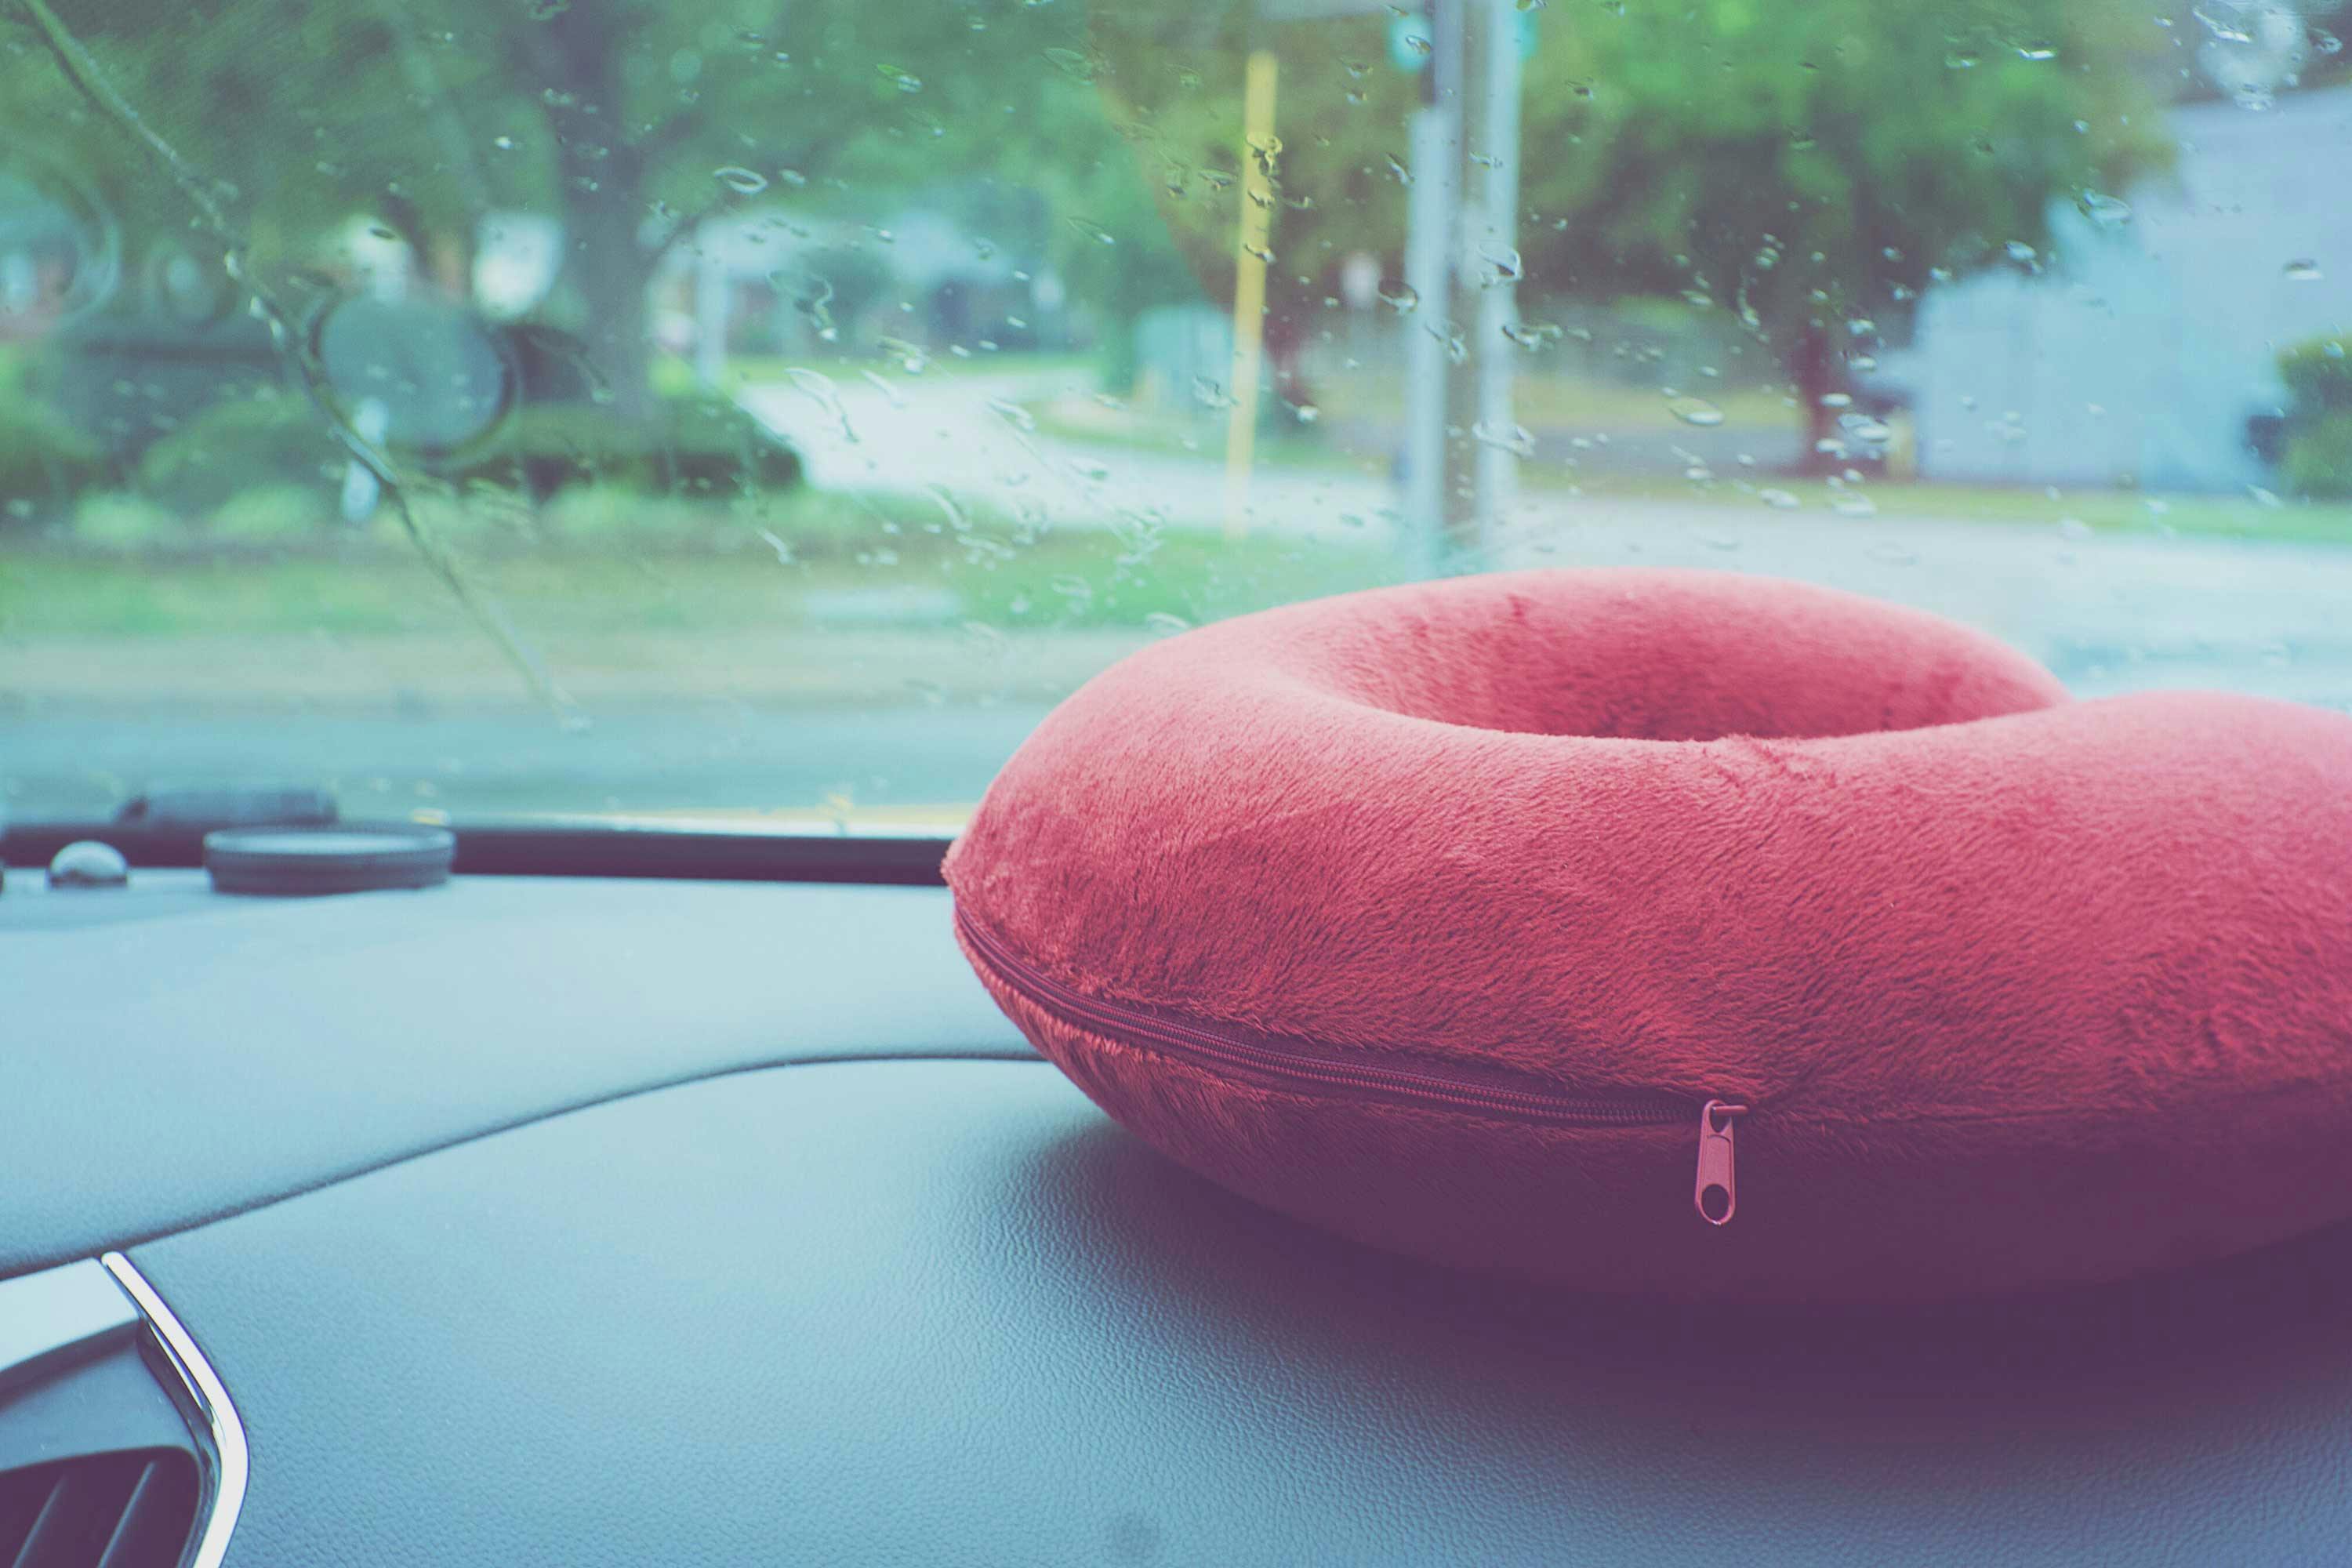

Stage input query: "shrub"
[
  {"left": 212, "top": 482, "right": 334, "bottom": 541},
  {"left": 137, "top": 393, "right": 343, "bottom": 514},
  {"left": 71, "top": 491, "right": 178, "bottom": 550},
  {"left": 459, "top": 391, "right": 801, "bottom": 500},
  {"left": 2282, "top": 408, "right": 2352, "bottom": 501},
  {"left": 0, "top": 384, "right": 105, "bottom": 528},
  {"left": 2278, "top": 339, "right": 2352, "bottom": 499}
]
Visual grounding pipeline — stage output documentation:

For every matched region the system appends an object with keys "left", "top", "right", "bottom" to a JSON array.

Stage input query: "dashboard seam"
[{"left": 58, "top": 1047, "right": 1044, "bottom": 1278}]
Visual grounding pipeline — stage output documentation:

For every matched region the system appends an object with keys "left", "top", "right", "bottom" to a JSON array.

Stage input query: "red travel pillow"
[{"left": 948, "top": 569, "right": 2352, "bottom": 1300}]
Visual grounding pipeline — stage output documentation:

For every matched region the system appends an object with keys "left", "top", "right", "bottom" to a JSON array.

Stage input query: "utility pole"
[
  {"left": 1402, "top": 0, "right": 1462, "bottom": 570},
  {"left": 1471, "top": 0, "right": 1525, "bottom": 543},
  {"left": 1260, "top": 0, "right": 1525, "bottom": 564},
  {"left": 1223, "top": 50, "right": 1280, "bottom": 539}
]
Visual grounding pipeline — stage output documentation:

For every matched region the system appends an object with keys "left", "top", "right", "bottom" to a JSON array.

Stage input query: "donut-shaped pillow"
[{"left": 947, "top": 569, "right": 2352, "bottom": 1300}]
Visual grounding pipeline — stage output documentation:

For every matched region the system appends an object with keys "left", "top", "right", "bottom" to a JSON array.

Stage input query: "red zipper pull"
[{"left": 1693, "top": 1099, "right": 1748, "bottom": 1226}]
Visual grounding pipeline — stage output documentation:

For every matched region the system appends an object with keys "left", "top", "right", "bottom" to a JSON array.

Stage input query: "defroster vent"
[{"left": 0, "top": 1450, "right": 199, "bottom": 1568}]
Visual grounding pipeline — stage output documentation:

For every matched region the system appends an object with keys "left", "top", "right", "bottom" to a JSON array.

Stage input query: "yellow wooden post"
[{"left": 1224, "top": 49, "right": 1279, "bottom": 539}]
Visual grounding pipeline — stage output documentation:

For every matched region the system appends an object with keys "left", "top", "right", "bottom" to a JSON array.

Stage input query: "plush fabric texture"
[{"left": 946, "top": 568, "right": 2352, "bottom": 1300}]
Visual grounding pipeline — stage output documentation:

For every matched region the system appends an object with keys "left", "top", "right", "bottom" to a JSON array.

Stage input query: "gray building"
[{"left": 1882, "top": 86, "right": 2351, "bottom": 493}]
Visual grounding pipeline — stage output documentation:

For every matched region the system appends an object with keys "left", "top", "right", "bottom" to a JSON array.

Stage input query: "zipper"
[{"left": 958, "top": 909, "right": 1748, "bottom": 1225}]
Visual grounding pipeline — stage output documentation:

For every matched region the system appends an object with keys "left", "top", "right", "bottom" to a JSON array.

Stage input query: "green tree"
[
  {"left": 1090, "top": 0, "right": 2172, "bottom": 463},
  {"left": 1, "top": 0, "right": 1151, "bottom": 417}
]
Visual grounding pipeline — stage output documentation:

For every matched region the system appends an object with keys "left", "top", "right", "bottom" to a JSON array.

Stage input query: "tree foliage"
[{"left": 1091, "top": 0, "right": 2174, "bottom": 443}]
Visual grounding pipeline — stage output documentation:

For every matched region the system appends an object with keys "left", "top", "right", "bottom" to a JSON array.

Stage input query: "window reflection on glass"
[{"left": 0, "top": 0, "right": 2344, "bottom": 823}]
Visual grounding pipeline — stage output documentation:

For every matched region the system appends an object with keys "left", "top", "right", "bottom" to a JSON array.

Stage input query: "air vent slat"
[
  {"left": 93, "top": 1460, "right": 195, "bottom": 1568},
  {"left": 0, "top": 1454, "right": 196, "bottom": 1568}
]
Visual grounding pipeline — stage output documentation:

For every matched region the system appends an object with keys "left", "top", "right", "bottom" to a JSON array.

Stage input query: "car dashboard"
[{"left": 5, "top": 866, "right": 2352, "bottom": 1566}]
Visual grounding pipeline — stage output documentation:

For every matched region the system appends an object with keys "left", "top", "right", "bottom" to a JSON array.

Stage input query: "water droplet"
[
  {"left": 2076, "top": 191, "right": 2133, "bottom": 227},
  {"left": 1757, "top": 488, "right": 1800, "bottom": 509},
  {"left": 2192, "top": 4, "right": 2252, "bottom": 43},
  {"left": 848, "top": 369, "right": 904, "bottom": 411},
  {"left": 1472, "top": 419, "right": 1536, "bottom": 457},
  {"left": 1378, "top": 281, "right": 1420, "bottom": 314},
  {"left": 2249, "top": 484, "right": 2284, "bottom": 507},
  {"left": 529, "top": 0, "right": 570, "bottom": 17},
  {"left": 2285, "top": 259, "right": 2323, "bottom": 281},
  {"left": 1818, "top": 391, "right": 1853, "bottom": 409},
  {"left": 492, "top": 135, "right": 517, "bottom": 151},
  {"left": 1667, "top": 394, "right": 1726, "bottom": 427},
  {"left": 876, "top": 63, "right": 922, "bottom": 92},
  {"left": 1478, "top": 244, "right": 1523, "bottom": 285},
  {"left": 1502, "top": 321, "right": 1559, "bottom": 350},
  {"left": 1043, "top": 47, "right": 1097, "bottom": 82},
  {"left": 2004, "top": 240, "right": 2038, "bottom": 264},
  {"left": 1290, "top": 401, "right": 1320, "bottom": 424},
  {"left": 1831, "top": 493, "right": 1877, "bottom": 518},
  {"left": 1839, "top": 414, "right": 1893, "bottom": 444},
  {"left": 2056, "top": 517, "right": 2092, "bottom": 541},
  {"left": 985, "top": 397, "right": 1036, "bottom": 431},
  {"left": 1067, "top": 216, "right": 1117, "bottom": 246},
  {"left": 1192, "top": 377, "right": 1235, "bottom": 411},
  {"left": 2314, "top": 27, "right": 2344, "bottom": 55},
  {"left": 2016, "top": 43, "right": 2056, "bottom": 61},
  {"left": 1144, "top": 612, "right": 1192, "bottom": 635},
  {"left": 1385, "top": 153, "right": 1413, "bottom": 187},
  {"left": 47, "top": 840, "right": 129, "bottom": 889},
  {"left": 786, "top": 368, "right": 857, "bottom": 443},
  {"left": 1243, "top": 242, "right": 1275, "bottom": 264},
  {"left": 1944, "top": 50, "right": 1980, "bottom": 68},
  {"left": 713, "top": 165, "right": 768, "bottom": 195}
]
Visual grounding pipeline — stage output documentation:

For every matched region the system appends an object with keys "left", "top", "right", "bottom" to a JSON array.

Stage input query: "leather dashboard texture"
[
  {"left": 0, "top": 873, "right": 1030, "bottom": 1279},
  {"left": 13, "top": 875, "right": 2352, "bottom": 1563},
  {"left": 132, "top": 1052, "right": 2352, "bottom": 1566}
]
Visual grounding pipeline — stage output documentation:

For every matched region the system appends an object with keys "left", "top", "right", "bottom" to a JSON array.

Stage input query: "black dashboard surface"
[
  {"left": 13, "top": 873, "right": 2352, "bottom": 1563},
  {"left": 0, "top": 870, "right": 1029, "bottom": 1278}
]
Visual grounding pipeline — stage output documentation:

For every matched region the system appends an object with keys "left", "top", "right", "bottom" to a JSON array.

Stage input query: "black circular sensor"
[{"left": 204, "top": 826, "right": 455, "bottom": 896}]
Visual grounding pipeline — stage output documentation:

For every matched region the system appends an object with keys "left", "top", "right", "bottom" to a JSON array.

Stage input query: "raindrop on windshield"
[
  {"left": 1758, "top": 488, "right": 1800, "bottom": 509},
  {"left": 1144, "top": 612, "right": 1192, "bottom": 636},
  {"left": 1385, "top": 154, "right": 1413, "bottom": 186},
  {"left": 1378, "top": 281, "right": 1420, "bottom": 314},
  {"left": 2191, "top": 4, "right": 2252, "bottom": 43},
  {"left": 1666, "top": 394, "right": 1726, "bottom": 427},
  {"left": 1471, "top": 420, "right": 1536, "bottom": 457},
  {"left": 2004, "top": 240, "right": 2038, "bottom": 264},
  {"left": 875, "top": 64, "right": 923, "bottom": 93},
  {"left": 2285, "top": 259, "right": 2324, "bottom": 281},
  {"left": 786, "top": 368, "right": 858, "bottom": 444},
  {"left": 1067, "top": 216, "right": 1117, "bottom": 246},
  {"left": 1043, "top": 47, "right": 1097, "bottom": 82},
  {"left": 2076, "top": 191, "right": 2133, "bottom": 227},
  {"left": 1478, "top": 244, "right": 1523, "bottom": 285},
  {"left": 713, "top": 166, "right": 768, "bottom": 196},
  {"left": 985, "top": 397, "right": 1036, "bottom": 431},
  {"left": 1192, "top": 377, "right": 1236, "bottom": 411}
]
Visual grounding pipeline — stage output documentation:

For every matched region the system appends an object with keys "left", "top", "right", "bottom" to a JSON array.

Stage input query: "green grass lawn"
[
  {"left": 1309, "top": 372, "right": 1795, "bottom": 434},
  {"left": 0, "top": 492, "right": 1401, "bottom": 643},
  {"left": 652, "top": 348, "right": 1098, "bottom": 398}
]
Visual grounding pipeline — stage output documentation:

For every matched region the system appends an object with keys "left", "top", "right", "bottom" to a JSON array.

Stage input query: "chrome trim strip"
[
  {"left": 0, "top": 1258, "right": 140, "bottom": 1401},
  {"left": 100, "top": 1252, "right": 247, "bottom": 1568}
]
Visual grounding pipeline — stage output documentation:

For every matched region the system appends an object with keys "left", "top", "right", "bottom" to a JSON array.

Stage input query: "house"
[{"left": 1879, "top": 86, "right": 2352, "bottom": 493}]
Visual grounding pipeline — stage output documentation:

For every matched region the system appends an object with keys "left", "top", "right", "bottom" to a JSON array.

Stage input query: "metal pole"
[
  {"left": 1403, "top": 0, "right": 1464, "bottom": 570},
  {"left": 1472, "top": 0, "right": 1523, "bottom": 546},
  {"left": 1224, "top": 50, "right": 1280, "bottom": 539}
]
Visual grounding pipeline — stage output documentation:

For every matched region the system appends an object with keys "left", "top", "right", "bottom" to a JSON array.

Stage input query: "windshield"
[{"left": 2, "top": 0, "right": 2343, "bottom": 828}]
